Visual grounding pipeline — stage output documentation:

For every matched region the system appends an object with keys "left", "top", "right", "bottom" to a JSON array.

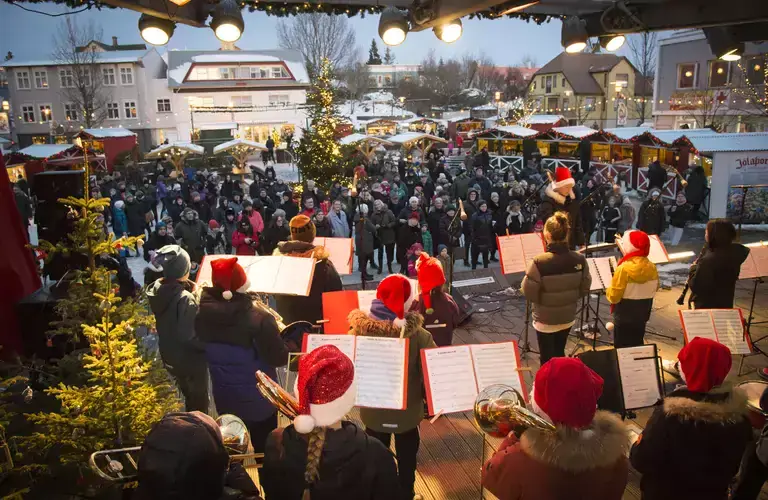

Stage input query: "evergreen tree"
[
  {"left": 368, "top": 39, "right": 382, "bottom": 65},
  {"left": 383, "top": 47, "right": 395, "bottom": 65},
  {"left": 295, "top": 58, "right": 348, "bottom": 187}
]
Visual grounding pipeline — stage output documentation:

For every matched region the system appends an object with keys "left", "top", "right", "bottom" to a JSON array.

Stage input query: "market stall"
[
  {"left": 388, "top": 132, "right": 448, "bottom": 163},
  {"left": 451, "top": 118, "right": 484, "bottom": 140},
  {"left": 474, "top": 125, "right": 539, "bottom": 174},
  {"left": 76, "top": 128, "right": 137, "bottom": 172},
  {"left": 11, "top": 144, "right": 106, "bottom": 175},
  {"left": 213, "top": 138, "right": 267, "bottom": 178},
  {"left": 4, "top": 152, "right": 34, "bottom": 182},
  {"left": 365, "top": 119, "right": 398, "bottom": 137},
  {"left": 144, "top": 142, "right": 205, "bottom": 175},
  {"left": 520, "top": 114, "right": 567, "bottom": 133},
  {"left": 339, "top": 133, "right": 393, "bottom": 161},
  {"left": 404, "top": 118, "right": 441, "bottom": 135}
]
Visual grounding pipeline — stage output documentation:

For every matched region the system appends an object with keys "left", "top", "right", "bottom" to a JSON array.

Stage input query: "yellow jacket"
[{"left": 606, "top": 256, "right": 659, "bottom": 305}]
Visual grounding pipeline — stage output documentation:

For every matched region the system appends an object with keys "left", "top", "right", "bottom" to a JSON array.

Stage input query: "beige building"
[{"left": 527, "top": 53, "right": 653, "bottom": 128}]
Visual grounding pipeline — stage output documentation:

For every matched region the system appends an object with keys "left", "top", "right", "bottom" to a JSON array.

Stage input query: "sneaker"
[
  {"left": 758, "top": 368, "right": 768, "bottom": 382},
  {"left": 662, "top": 359, "right": 681, "bottom": 378}
]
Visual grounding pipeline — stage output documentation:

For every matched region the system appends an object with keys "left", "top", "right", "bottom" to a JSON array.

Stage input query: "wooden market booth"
[
  {"left": 450, "top": 117, "right": 484, "bottom": 140},
  {"left": 404, "top": 118, "right": 441, "bottom": 135},
  {"left": 474, "top": 126, "right": 540, "bottom": 156},
  {"left": 365, "top": 119, "right": 398, "bottom": 137},
  {"left": 388, "top": 132, "right": 448, "bottom": 163},
  {"left": 144, "top": 142, "right": 205, "bottom": 175},
  {"left": 520, "top": 114, "right": 567, "bottom": 133},
  {"left": 339, "top": 133, "right": 393, "bottom": 161},
  {"left": 76, "top": 128, "right": 137, "bottom": 172},
  {"left": 213, "top": 138, "right": 267, "bottom": 180}
]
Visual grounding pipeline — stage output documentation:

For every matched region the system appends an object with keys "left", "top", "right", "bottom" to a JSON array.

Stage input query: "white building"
[
  {"left": 367, "top": 64, "right": 421, "bottom": 91},
  {"left": 146, "top": 49, "right": 309, "bottom": 149}
]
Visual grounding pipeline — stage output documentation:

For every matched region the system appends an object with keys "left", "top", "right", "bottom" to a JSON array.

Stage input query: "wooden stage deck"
[{"left": 346, "top": 267, "right": 768, "bottom": 500}]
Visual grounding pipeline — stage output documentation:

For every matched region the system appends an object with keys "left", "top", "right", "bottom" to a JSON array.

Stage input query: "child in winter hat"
[
  {"left": 370, "top": 274, "right": 418, "bottom": 328},
  {"left": 415, "top": 253, "right": 446, "bottom": 314},
  {"left": 209, "top": 257, "right": 250, "bottom": 299}
]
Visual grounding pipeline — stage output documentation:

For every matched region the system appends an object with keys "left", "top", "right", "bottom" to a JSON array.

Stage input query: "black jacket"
[
  {"left": 261, "top": 223, "right": 290, "bottom": 256},
  {"left": 537, "top": 186, "right": 585, "bottom": 249},
  {"left": 470, "top": 210, "right": 494, "bottom": 249},
  {"left": 637, "top": 199, "right": 666, "bottom": 236},
  {"left": 690, "top": 243, "right": 750, "bottom": 309},
  {"left": 630, "top": 386, "right": 752, "bottom": 500},
  {"left": 262, "top": 422, "right": 399, "bottom": 500},
  {"left": 126, "top": 199, "right": 147, "bottom": 237},
  {"left": 647, "top": 162, "right": 667, "bottom": 191},
  {"left": 667, "top": 203, "right": 692, "bottom": 229},
  {"left": 143, "top": 231, "right": 176, "bottom": 262}
]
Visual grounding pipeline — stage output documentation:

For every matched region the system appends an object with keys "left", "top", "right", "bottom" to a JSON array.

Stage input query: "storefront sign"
[{"left": 709, "top": 150, "right": 768, "bottom": 220}]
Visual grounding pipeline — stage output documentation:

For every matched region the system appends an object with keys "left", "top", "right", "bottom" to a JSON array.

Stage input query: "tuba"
[
  {"left": 255, "top": 370, "right": 300, "bottom": 419},
  {"left": 473, "top": 384, "right": 555, "bottom": 438}
]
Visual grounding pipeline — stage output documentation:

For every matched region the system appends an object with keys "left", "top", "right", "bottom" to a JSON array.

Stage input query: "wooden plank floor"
[{"left": 345, "top": 267, "right": 768, "bottom": 500}]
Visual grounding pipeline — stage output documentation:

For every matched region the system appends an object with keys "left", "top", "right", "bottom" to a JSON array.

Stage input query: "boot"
[{"left": 387, "top": 263, "right": 393, "bottom": 274}]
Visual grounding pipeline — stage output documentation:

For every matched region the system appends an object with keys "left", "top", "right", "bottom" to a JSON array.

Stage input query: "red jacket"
[
  {"left": 482, "top": 411, "right": 629, "bottom": 500},
  {"left": 232, "top": 230, "right": 258, "bottom": 255}
]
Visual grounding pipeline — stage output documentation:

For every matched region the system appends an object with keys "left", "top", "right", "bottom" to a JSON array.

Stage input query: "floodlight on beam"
[
  {"left": 139, "top": 14, "right": 176, "bottom": 46},
  {"left": 434, "top": 19, "right": 463, "bottom": 44},
  {"left": 562, "top": 17, "right": 588, "bottom": 53},
  {"left": 600, "top": 34, "right": 626, "bottom": 52},
  {"left": 379, "top": 7, "right": 409, "bottom": 46}
]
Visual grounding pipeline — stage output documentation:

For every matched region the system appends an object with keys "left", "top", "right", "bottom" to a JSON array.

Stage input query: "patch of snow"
[
  {"left": 213, "top": 139, "right": 267, "bottom": 154},
  {"left": 18, "top": 144, "right": 73, "bottom": 158},
  {"left": 80, "top": 128, "right": 136, "bottom": 138},
  {"left": 284, "top": 60, "right": 310, "bottom": 84},
  {"left": 168, "top": 62, "right": 192, "bottom": 85},
  {"left": 521, "top": 114, "right": 565, "bottom": 125},
  {"left": 461, "top": 88, "right": 484, "bottom": 98},
  {"left": 364, "top": 91, "right": 394, "bottom": 102}
]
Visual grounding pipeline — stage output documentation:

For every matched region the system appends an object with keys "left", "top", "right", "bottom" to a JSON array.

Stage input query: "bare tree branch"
[
  {"left": 627, "top": 32, "right": 658, "bottom": 122},
  {"left": 276, "top": 14, "right": 357, "bottom": 76}
]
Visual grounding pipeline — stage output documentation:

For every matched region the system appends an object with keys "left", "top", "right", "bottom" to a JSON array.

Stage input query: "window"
[
  {"left": 563, "top": 97, "right": 570, "bottom": 111},
  {"left": 553, "top": 76, "right": 557, "bottom": 89},
  {"left": 39, "top": 104, "right": 52, "bottom": 122},
  {"left": 547, "top": 97, "right": 559, "bottom": 112},
  {"left": 232, "top": 96, "right": 252, "bottom": 107},
  {"left": 64, "top": 102, "right": 78, "bottom": 121},
  {"left": 677, "top": 63, "right": 697, "bottom": 89},
  {"left": 271, "top": 66, "right": 286, "bottom": 78},
  {"left": 545, "top": 75, "right": 552, "bottom": 93},
  {"left": 562, "top": 77, "right": 566, "bottom": 87},
  {"left": 260, "top": 68, "right": 269, "bottom": 78},
  {"left": 238, "top": 67, "right": 250, "bottom": 79},
  {"left": 531, "top": 80, "right": 536, "bottom": 91},
  {"left": 120, "top": 67, "right": 133, "bottom": 85},
  {"left": 746, "top": 56, "right": 766, "bottom": 85},
  {"left": 708, "top": 61, "right": 731, "bottom": 88},
  {"left": 34, "top": 70, "right": 48, "bottom": 89},
  {"left": 21, "top": 104, "right": 35, "bottom": 122},
  {"left": 195, "top": 67, "right": 210, "bottom": 80},
  {"left": 16, "top": 71, "right": 30, "bottom": 89},
  {"left": 219, "top": 67, "right": 237, "bottom": 79},
  {"left": 157, "top": 98, "right": 172, "bottom": 112},
  {"left": 584, "top": 97, "right": 596, "bottom": 111},
  {"left": 188, "top": 96, "right": 214, "bottom": 108},
  {"left": 81, "top": 68, "right": 91, "bottom": 87},
  {"left": 107, "top": 102, "right": 119, "bottom": 119},
  {"left": 103, "top": 67, "right": 116, "bottom": 85},
  {"left": 59, "top": 68, "right": 74, "bottom": 88},
  {"left": 269, "top": 94, "right": 290, "bottom": 106},
  {"left": 123, "top": 100, "right": 137, "bottom": 119}
]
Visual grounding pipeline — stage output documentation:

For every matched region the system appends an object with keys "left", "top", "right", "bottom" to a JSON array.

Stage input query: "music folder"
[
  {"left": 588, "top": 256, "right": 617, "bottom": 291},
  {"left": 739, "top": 245, "right": 768, "bottom": 280},
  {"left": 196, "top": 255, "right": 316, "bottom": 296},
  {"left": 679, "top": 308, "right": 751, "bottom": 355},
  {"left": 313, "top": 237, "right": 354, "bottom": 275},
  {"left": 617, "top": 234, "right": 669, "bottom": 264},
  {"left": 420, "top": 342, "right": 527, "bottom": 416},
  {"left": 577, "top": 344, "right": 664, "bottom": 413},
  {"left": 302, "top": 334, "right": 409, "bottom": 410},
  {"left": 321, "top": 279, "right": 419, "bottom": 334},
  {"left": 497, "top": 233, "right": 547, "bottom": 275}
]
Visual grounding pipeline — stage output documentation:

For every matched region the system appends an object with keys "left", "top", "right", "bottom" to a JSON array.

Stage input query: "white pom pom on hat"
[
  {"left": 294, "top": 414, "right": 316, "bottom": 434},
  {"left": 222, "top": 290, "right": 233, "bottom": 300}
]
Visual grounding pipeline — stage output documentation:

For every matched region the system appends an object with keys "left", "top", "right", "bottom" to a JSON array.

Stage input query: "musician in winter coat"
[
  {"left": 637, "top": 188, "right": 666, "bottom": 236},
  {"left": 536, "top": 166, "right": 585, "bottom": 249},
  {"left": 522, "top": 213, "right": 591, "bottom": 364},
  {"left": 630, "top": 338, "right": 752, "bottom": 500},
  {"left": 606, "top": 230, "right": 658, "bottom": 348},
  {"left": 483, "top": 357, "right": 630, "bottom": 500},
  {"left": 262, "top": 345, "right": 399, "bottom": 500},
  {"left": 349, "top": 275, "right": 437, "bottom": 500},
  {"left": 416, "top": 254, "right": 460, "bottom": 347},
  {"left": 273, "top": 215, "right": 343, "bottom": 325},
  {"left": 690, "top": 219, "right": 749, "bottom": 311},
  {"left": 195, "top": 257, "right": 304, "bottom": 452}
]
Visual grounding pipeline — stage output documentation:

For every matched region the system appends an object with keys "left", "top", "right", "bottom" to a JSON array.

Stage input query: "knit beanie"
[
  {"left": 157, "top": 245, "right": 191, "bottom": 280},
  {"left": 289, "top": 215, "right": 316, "bottom": 243}
]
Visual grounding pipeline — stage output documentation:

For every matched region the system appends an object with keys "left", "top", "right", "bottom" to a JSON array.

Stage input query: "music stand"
[
  {"left": 737, "top": 277, "right": 768, "bottom": 375},
  {"left": 516, "top": 300, "right": 539, "bottom": 358}
]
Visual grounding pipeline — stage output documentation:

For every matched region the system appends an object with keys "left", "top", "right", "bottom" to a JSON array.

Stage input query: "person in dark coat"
[
  {"left": 684, "top": 165, "right": 708, "bottom": 216},
  {"left": 13, "top": 184, "right": 33, "bottom": 235},
  {"left": 397, "top": 213, "right": 423, "bottom": 274},
  {"left": 143, "top": 221, "right": 175, "bottom": 262},
  {"left": 355, "top": 204, "right": 377, "bottom": 281},
  {"left": 260, "top": 210, "right": 290, "bottom": 256},
  {"left": 262, "top": 345, "right": 399, "bottom": 500},
  {"left": 470, "top": 200, "right": 494, "bottom": 269},
  {"left": 146, "top": 246, "right": 209, "bottom": 413},
  {"left": 222, "top": 208, "right": 238, "bottom": 254},
  {"left": 690, "top": 218, "right": 749, "bottom": 309},
  {"left": 313, "top": 211, "right": 333, "bottom": 238},
  {"left": 174, "top": 207, "right": 207, "bottom": 264},
  {"left": 601, "top": 195, "right": 621, "bottom": 243},
  {"left": 397, "top": 196, "right": 426, "bottom": 228},
  {"left": 280, "top": 191, "right": 299, "bottom": 221},
  {"left": 472, "top": 167, "right": 493, "bottom": 201},
  {"left": 630, "top": 337, "right": 752, "bottom": 500},
  {"left": 536, "top": 167, "right": 585, "bottom": 249},
  {"left": 211, "top": 196, "right": 228, "bottom": 225},
  {"left": 257, "top": 187, "right": 276, "bottom": 222},
  {"left": 190, "top": 191, "right": 212, "bottom": 225},
  {"left": 637, "top": 188, "right": 666, "bottom": 236},
  {"left": 427, "top": 197, "right": 448, "bottom": 255},
  {"left": 462, "top": 188, "right": 479, "bottom": 266},
  {"left": 504, "top": 200, "right": 527, "bottom": 235},
  {"left": 167, "top": 195, "right": 185, "bottom": 225},
  {"left": 112, "top": 200, "right": 129, "bottom": 238},
  {"left": 196, "top": 257, "right": 304, "bottom": 452},
  {"left": 667, "top": 192, "right": 693, "bottom": 246},
  {"left": 205, "top": 220, "right": 227, "bottom": 255},
  {"left": 439, "top": 204, "right": 462, "bottom": 254},
  {"left": 125, "top": 192, "right": 146, "bottom": 239},
  {"left": 371, "top": 199, "right": 397, "bottom": 275},
  {"left": 647, "top": 159, "right": 667, "bottom": 191},
  {"left": 273, "top": 216, "right": 343, "bottom": 324},
  {"left": 221, "top": 174, "right": 236, "bottom": 200},
  {"left": 416, "top": 254, "right": 460, "bottom": 347}
]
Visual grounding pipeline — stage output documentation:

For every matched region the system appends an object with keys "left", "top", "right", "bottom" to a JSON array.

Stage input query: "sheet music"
[
  {"left": 356, "top": 291, "right": 377, "bottom": 315},
  {"left": 647, "top": 235, "right": 670, "bottom": 264},
  {"left": 680, "top": 310, "right": 718, "bottom": 343},
  {"left": 354, "top": 337, "right": 408, "bottom": 409},
  {"left": 469, "top": 342, "right": 526, "bottom": 399},
  {"left": 241, "top": 256, "right": 316, "bottom": 296},
  {"left": 711, "top": 309, "right": 750, "bottom": 355},
  {"left": 422, "top": 346, "right": 479, "bottom": 415},
  {"left": 588, "top": 257, "right": 615, "bottom": 290},
  {"left": 521, "top": 233, "right": 546, "bottom": 270},
  {"left": 303, "top": 334, "right": 357, "bottom": 362},
  {"left": 616, "top": 345, "right": 662, "bottom": 410},
  {"left": 313, "top": 237, "right": 354, "bottom": 275},
  {"left": 497, "top": 235, "right": 526, "bottom": 274}
]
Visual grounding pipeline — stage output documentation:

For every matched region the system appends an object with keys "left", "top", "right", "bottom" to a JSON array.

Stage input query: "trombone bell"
[{"left": 474, "top": 384, "right": 555, "bottom": 438}]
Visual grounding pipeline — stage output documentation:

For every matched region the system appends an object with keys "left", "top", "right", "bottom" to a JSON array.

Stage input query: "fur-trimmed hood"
[
  {"left": 544, "top": 184, "right": 576, "bottom": 205},
  {"left": 663, "top": 385, "right": 748, "bottom": 425},
  {"left": 520, "top": 410, "right": 630, "bottom": 473},
  {"left": 273, "top": 240, "right": 330, "bottom": 261},
  {"left": 347, "top": 309, "right": 424, "bottom": 339}
]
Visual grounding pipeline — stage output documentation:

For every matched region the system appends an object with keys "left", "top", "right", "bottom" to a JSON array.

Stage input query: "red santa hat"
[
  {"left": 293, "top": 345, "right": 356, "bottom": 434},
  {"left": 376, "top": 274, "right": 418, "bottom": 328},
  {"left": 210, "top": 257, "right": 250, "bottom": 300},
  {"left": 677, "top": 337, "right": 732, "bottom": 393},
  {"left": 415, "top": 253, "right": 446, "bottom": 314},
  {"left": 617, "top": 230, "right": 651, "bottom": 266},
  {"left": 553, "top": 166, "right": 575, "bottom": 190},
  {"left": 533, "top": 357, "right": 604, "bottom": 429}
]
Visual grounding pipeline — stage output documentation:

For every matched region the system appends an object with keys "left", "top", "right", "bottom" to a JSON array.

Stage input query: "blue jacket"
[
  {"left": 195, "top": 288, "right": 292, "bottom": 422},
  {"left": 328, "top": 209, "right": 350, "bottom": 238},
  {"left": 112, "top": 206, "right": 128, "bottom": 236}
]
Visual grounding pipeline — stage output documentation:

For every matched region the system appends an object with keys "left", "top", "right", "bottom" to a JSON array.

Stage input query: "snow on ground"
[{"left": 690, "top": 222, "right": 768, "bottom": 231}]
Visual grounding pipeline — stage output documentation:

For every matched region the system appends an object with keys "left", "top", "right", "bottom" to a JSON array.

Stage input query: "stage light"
[
  {"left": 562, "top": 17, "right": 588, "bottom": 53},
  {"left": 139, "top": 14, "right": 175, "bottom": 46},
  {"left": 704, "top": 26, "right": 744, "bottom": 62},
  {"left": 379, "top": 7, "right": 409, "bottom": 46},
  {"left": 600, "top": 34, "right": 625, "bottom": 52},
  {"left": 434, "top": 19, "right": 463, "bottom": 44},
  {"left": 211, "top": 0, "right": 244, "bottom": 43}
]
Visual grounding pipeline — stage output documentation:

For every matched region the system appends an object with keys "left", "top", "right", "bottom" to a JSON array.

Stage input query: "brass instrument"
[
  {"left": 255, "top": 370, "right": 300, "bottom": 419},
  {"left": 458, "top": 198, "right": 468, "bottom": 221},
  {"left": 473, "top": 384, "right": 556, "bottom": 438},
  {"left": 661, "top": 163, "right": 688, "bottom": 187}
]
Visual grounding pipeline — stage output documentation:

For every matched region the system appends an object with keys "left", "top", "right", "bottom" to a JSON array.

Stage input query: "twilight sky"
[{"left": 0, "top": 3, "right": 573, "bottom": 67}]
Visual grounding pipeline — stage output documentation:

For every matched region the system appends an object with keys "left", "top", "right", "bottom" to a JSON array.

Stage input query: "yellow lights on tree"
[
  {"left": 138, "top": 14, "right": 175, "bottom": 46},
  {"left": 211, "top": 0, "right": 244, "bottom": 43},
  {"left": 378, "top": 7, "right": 409, "bottom": 46},
  {"left": 433, "top": 19, "right": 463, "bottom": 44}
]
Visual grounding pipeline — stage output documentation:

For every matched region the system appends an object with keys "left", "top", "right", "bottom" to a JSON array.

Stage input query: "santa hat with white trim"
[
  {"left": 293, "top": 344, "right": 356, "bottom": 434},
  {"left": 552, "top": 166, "right": 575, "bottom": 191},
  {"left": 375, "top": 274, "right": 418, "bottom": 328},
  {"left": 415, "top": 253, "right": 446, "bottom": 315},
  {"left": 210, "top": 257, "right": 250, "bottom": 300},
  {"left": 617, "top": 230, "right": 651, "bottom": 266}
]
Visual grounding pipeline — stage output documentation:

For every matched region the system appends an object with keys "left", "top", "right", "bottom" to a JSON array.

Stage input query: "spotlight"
[
  {"left": 599, "top": 34, "right": 625, "bottom": 52},
  {"left": 434, "top": 19, "right": 463, "bottom": 44},
  {"left": 211, "top": 0, "right": 244, "bottom": 43},
  {"left": 704, "top": 26, "right": 744, "bottom": 62},
  {"left": 562, "top": 17, "right": 588, "bottom": 53},
  {"left": 379, "top": 7, "right": 409, "bottom": 46},
  {"left": 139, "top": 14, "right": 175, "bottom": 46}
]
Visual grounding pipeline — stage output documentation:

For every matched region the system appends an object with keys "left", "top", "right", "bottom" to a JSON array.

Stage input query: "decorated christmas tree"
[{"left": 295, "top": 58, "right": 348, "bottom": 187}]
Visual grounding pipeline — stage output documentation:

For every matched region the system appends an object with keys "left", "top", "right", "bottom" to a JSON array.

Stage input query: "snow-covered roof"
[
  {"left": 18, "top": 144, "right": 73, "bottom": 158},
  {"left": 492, "top": 125, "right": 540, "bottom": 138},
  {"left": 213, "top": 139, "right": 268, "bottom": 154},
  {"left": 145, "top": 142, "right": 204, "bottom": 158},
  {"left": 684, "top": 133, "right": 768, "bottom": 153},
  {"left": 78, "top": 128, "right": 136, "bottom": 139},
  {"left": 552, "top": 126, "right": 600, "bottom": 139},
  {"left": 602, "top": 126, "right": 652, "bottom": 140},
  {"left": 650, "top": 128, "right": 718, "bottom": 144},
  {"left": 462, "top": 88, "right": 484, "bottom": 98},
  {"left": 388, "top": 132, "right": 448, "bottom": 144},
  {"left": 338, "top": 99, "right": 415, "bottom": 129},
  {"left": 472, "top": 104, "right": 498, "bottom": 111},
  {"left": 339, "top": 133, "right": 394, "bottom": 146},
  {"left": 3, "top": 49, "right": 150, "bottom": 68},
  {"left": 521, "top": 114, "right": 566, "bottom": 125}
]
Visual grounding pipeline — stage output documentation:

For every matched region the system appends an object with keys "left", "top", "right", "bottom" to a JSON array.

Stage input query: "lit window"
[
  {"left": 615, "top": 73, "right": 629, "bottom": 88},
  {"left": 677, "top": 63, "right": 697, "bottom": 89},
  {"left": 584, "top": 97, "right": 596, "bottom": 111},
  {"left": 59, "top": 69, "right": 75, "bottom": 88},
  {"left": 120, "top": 67, "right": 134, "bottom": 85},
  {"left": 34, "top": 70, "right": 48, "bottom": 89},
  {"left": 157, "top": 99, "right": 172, "bottom": 112},
  {"left": 107, "top": 102, "right": 119, "bottom": 119},
  {"left": 64, "top": 102, "right": 78, "bottom": 121},
  {"left": 746, "top": 56, "right": 766, "bottom": 84},
  {"left": 103, "top": 68, "right": 116, "bottom": 85},
  {"left": 21, "top": 104, "right": 35, "bottom": 122},
  {"left": 708, "top": 61, "right": 730, "bottom": 88},
  {"left": 16, "top": 71, "right": 30, "bottom": 90},
  {"left": 123, "top": 100, "right": 137, "bottom": 119},
  {"left": 39, "top": 104, "right": 52, "bottom": 122}
]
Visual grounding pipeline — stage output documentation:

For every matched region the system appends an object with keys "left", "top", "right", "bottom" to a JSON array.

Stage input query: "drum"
[{"left": 737, "top": 380, "right": 768, "bottom": 429}]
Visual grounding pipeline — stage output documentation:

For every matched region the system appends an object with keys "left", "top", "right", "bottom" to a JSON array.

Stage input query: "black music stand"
[
  {"left": 737, "top": 277, "right": 768, "bottom": 375},
  {"left": 516, "top": 300, "right": 539, "bottom": 358}
]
